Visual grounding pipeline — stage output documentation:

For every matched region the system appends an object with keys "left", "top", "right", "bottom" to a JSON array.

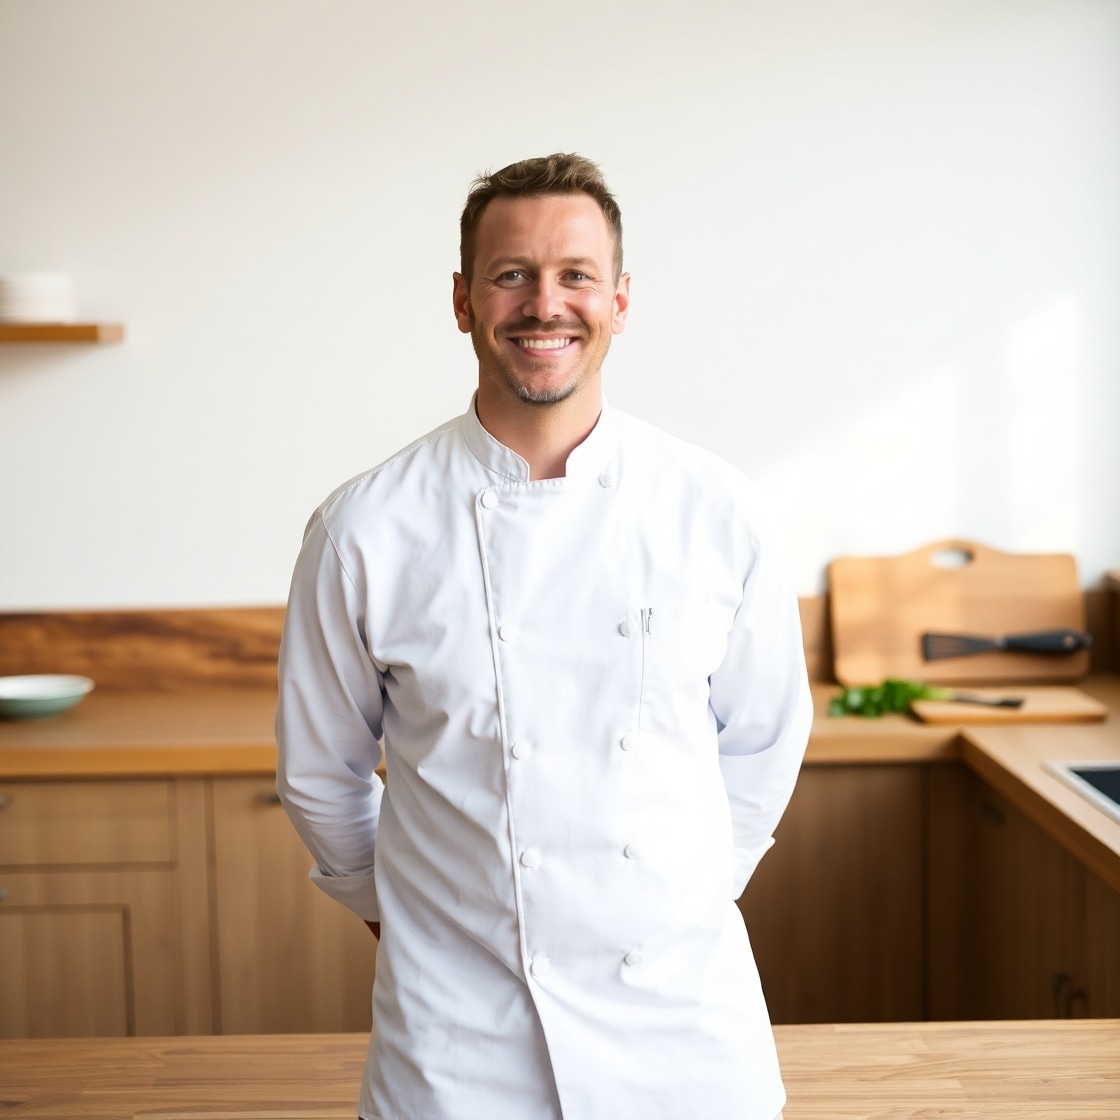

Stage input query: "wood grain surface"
[
  {"left": 0, "top": 322, "right": 124, "bottom": 342},
  {"left": 1, "top": 1021, "right": 1118, "bottom": 1118},
  {"left": 0, "top": 608, "right": 285, "bottom": 691},
  {"left": 910, "top": 685, "right": 1108, "bottom": 724},
  {"left": 829, "top": 539, "right": 1089, "bottom": 686},
  {"left": 0, "top": 689, "right": 278, "bottom": 777}
]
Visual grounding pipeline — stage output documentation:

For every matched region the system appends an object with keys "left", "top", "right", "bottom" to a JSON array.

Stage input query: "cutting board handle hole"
[{"left": 931, "top": 547, "right": 974, "bottom": 569}]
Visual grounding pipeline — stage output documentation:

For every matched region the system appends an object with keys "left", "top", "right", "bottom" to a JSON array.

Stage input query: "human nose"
[{"left": 521, "top": 275, "right": 565, "bottom": 321}]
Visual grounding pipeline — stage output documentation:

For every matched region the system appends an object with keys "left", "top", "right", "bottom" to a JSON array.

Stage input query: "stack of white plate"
[{"left": 0, "top": 272, "right": 76, "bottom": 322}]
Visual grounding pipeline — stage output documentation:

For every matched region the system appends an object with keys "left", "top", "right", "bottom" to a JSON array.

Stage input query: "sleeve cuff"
[
  {"left": 732, "top": 837, "right": 775, "bottom": 898},
  {"left": 308, "top": 864, "right": 380, "bottom": 922}
]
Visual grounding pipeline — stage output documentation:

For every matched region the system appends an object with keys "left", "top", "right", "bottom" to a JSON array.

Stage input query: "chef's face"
[{"left": 453, "top": 193, "right": 629, "bottom": 408}]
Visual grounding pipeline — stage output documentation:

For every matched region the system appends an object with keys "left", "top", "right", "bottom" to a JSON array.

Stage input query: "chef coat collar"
[{"left": 461, "top": 392, "right": 618, "bottom": 485}]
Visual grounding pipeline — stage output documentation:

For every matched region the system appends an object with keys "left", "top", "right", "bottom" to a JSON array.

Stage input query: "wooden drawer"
[{"left": 0, "top": 780, "right": 174, "bottom": 867}]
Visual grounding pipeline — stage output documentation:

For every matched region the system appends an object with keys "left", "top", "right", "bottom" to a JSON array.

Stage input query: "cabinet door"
[
  {"left": 0, "top": 780, "right": 182, "bottom": 1039},
  {"left": 0, "top": 869, "right": 177, "bottom": 1038},
  {"left": 737, "top": 764, "right": 925, "bottom": 1024},
  {"left": 928, "top": 763, "right": 1120, "bottom": 1020},
  {"left": 209, "top": 777, "right": 377, "bottom": 1034}
]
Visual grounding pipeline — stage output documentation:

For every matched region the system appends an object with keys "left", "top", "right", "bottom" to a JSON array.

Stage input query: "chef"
[{"left": 276, "top": 152, "right": 812, "bottom": 1120}]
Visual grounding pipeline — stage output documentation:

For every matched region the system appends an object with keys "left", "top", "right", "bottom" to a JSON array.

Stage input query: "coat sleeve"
[
  {"left": 275, "top": 509, "right": 386, "bottom": 922},
  {"left": 707, "top": 500, "right": 813, "bottom": 899}
]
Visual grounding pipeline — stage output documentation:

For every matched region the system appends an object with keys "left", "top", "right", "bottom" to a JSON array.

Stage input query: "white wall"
[{"left": 1, "top": 0, "right": 1117, "bottom": 608}]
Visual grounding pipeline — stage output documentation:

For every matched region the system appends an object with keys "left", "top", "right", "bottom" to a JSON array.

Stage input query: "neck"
[{"left": 475, "top": 380, "right": 603, "bottom": 480}]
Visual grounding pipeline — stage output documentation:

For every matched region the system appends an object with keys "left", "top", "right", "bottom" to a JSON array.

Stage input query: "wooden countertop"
[
  {"left": 0, "top": 681, "right": 973, "bottom": 776},
  {"left": 0, "top": 688, "right": 279, "bottom": 777},
  {"left": 2, "top": 1019, "right": 1117, "bottom": 1118},
  {"left": 2, "top": 676, "right": 1118, "bottom": 890}
]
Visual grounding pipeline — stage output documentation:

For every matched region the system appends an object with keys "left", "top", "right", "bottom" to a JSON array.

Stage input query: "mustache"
[{"left": 498, "top": 319, "right": 588, "bottom": 337}]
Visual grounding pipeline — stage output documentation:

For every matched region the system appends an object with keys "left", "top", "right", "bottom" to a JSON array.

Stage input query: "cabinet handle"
[
  {"left": 1052, "top": 973, "right": 1088, "bottom": 1018},
  {"left": 0, "top": 887, "right": 9, "bottom": 902},
  {"left": 257, "top": 791, "right": 283, "bottom": 806},
  {"left": 978, "top": 801, "right": 1005, "bottom": 827},
  {"left": 0, "top": 794, "right": 10, "bottom": 810}
]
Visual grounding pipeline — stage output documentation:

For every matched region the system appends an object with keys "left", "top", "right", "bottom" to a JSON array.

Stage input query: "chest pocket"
[{"left": 638, "top": 604, "right": 727, "bottom": 731}]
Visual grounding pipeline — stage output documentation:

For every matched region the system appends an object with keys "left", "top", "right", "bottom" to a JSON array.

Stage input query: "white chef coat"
[{"left": 276, "top": 396, "right": 812, "bottom": 1120}]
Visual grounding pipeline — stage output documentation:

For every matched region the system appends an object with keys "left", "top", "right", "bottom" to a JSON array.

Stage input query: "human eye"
[
  {"left": 495, "top": 269, "right": 527, "bottom": 285},
  {"left": 564, "top": 270, "right": 593, "bottom": 285}
]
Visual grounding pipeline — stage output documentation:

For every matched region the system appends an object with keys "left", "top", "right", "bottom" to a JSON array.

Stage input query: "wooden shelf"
[{"left": 0, "top": 322, "right": 124, "bottom": 343}]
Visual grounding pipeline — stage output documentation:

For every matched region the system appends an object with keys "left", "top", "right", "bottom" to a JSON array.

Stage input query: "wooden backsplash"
[
  {"left": 0, "top": 608, "right": 284, "bottom": 691},
  {"left": 0, "top": 591, "right": 1111, "bottom": 691}
]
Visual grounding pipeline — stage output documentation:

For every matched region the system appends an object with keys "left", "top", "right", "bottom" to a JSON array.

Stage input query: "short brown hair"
[{"left": 459, "top": 152, "right": 623, "bottom": 283}]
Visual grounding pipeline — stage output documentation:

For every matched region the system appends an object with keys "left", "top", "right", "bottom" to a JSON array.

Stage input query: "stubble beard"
[{"left": 471, "top": 317, "right": 607, "bottom": 407}]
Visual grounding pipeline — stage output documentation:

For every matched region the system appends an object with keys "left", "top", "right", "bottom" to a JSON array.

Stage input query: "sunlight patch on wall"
[
  {"left": 999, "top": 294, "right": 1081, "bottom": 548},
  {"left": 757, "top": 364, "right": 962, "bottom": 593}
]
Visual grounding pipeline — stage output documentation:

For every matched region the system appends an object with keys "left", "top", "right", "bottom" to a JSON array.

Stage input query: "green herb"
[{"left": 828, "top": 678, "right": 953, "bottom": 718}]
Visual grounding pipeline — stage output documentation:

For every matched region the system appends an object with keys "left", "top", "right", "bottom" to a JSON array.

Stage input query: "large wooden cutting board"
[{"left": 829, "top": 539, "right": 1089, "bottom": 686}]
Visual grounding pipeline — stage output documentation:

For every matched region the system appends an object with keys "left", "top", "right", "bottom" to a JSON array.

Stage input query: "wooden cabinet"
[
  {"left": 738, "top": 763, "right": 926, "bottom": 1024},
  {"left": 0, "top": 775, "right": 376, "bottom": 1039},
  {"left": 0, "top": 779, "right": 211, "bottom": 1038},
  {"left": 208, "top": 776, "right": 377, "bottom": 1034},
  {"left": 3, "top": 759, "right": 1116, "bottom": 1037},
  {"left": 929, "top": 764, "right": 1120, "bottom": 1020}
]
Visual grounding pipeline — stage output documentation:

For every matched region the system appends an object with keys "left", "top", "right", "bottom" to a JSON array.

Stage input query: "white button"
[
  {"left": 480, "top": 490, "right": 499, "bottom": 509},
  {"left": 618, "top": 618, "right": 633, "bottom": 637},
  {"left": 520, "top": 847, "right": 541, "bottom": 869},
  {"left": 623, "top": 949, "right": 643, "bottom": 967},
  {"left": 620, "top": 734, "right": 637, "bottom": 752},
  {"left": 530, "top": 955, "right": 551, "bottom": 979},
  {"left": 499, "top": 624, "right": 518, "bottom": 642},
  {"left": 510, "top": 741, "right": 531, "bottom": 760},
  {"left": 599, "top": 471, "right": 617, "bottom": 488},
  {"left": 623, "top": 843, "right": 640, "bottom": 860}
]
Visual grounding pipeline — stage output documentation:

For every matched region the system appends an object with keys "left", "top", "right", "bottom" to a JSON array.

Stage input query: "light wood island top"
[{"left": 1, "top": 1019, "right": 1117, "bottom": 1118}]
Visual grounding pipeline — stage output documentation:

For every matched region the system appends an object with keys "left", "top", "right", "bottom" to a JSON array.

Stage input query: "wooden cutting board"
[
  {"left": 829, "top": 539, "right": 1089, "bottom": 686},
  {"left": 910, "top": 686, "right": 1106, "bottom": 724}
]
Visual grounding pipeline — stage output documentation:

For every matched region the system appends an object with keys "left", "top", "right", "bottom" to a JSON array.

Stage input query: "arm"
[
  {"left": 275, "top": 510, "right": 387, "bottom": 922},
  {"left": 708, "top": 513, "right": 813, "bottom": 898}
]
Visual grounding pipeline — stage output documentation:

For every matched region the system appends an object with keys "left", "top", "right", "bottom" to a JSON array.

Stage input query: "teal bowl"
[{"left": 0, "top": 675, "right": 95, "bottom": 720}]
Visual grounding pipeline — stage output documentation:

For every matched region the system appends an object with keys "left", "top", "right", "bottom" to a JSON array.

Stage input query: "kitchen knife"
[
  {"left": 926, "top": 691, "right": 1024, "bottom": 709},
  {"left": 921, "top": 628, "right": 1092, "bottom": 662}
]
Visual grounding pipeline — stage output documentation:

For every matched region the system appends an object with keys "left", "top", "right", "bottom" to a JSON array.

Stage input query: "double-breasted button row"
[
  {"left": 518, "top": 843, "right": 637, "bottom": 868},
  {"left": 530, "top": 955, "right": 550, "bottom": 979},
  {"left": 482, "top": 475, "right": 615, "bottom": 503},
  {"left": 513, "top": 733, "right": 637, "bottom": 755},
  {"left": 527, "top": 949, "right": 643, "bottom": 982}
]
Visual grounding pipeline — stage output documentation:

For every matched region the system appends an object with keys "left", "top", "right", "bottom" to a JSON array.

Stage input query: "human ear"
[
  {"left": 611, "top": 272, "right": 631, "bottom": 335},
  {"left": 452, "top": 273, "right": 472, "bottom": 334}
]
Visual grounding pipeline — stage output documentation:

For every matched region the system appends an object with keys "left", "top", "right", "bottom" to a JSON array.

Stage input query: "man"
[{"left": 276, "top": 152, "right": 811, "bottom": 1120}]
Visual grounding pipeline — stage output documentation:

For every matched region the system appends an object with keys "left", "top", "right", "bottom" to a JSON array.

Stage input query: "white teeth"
[{"left": 515, "top": 337, "right": 571, "bottom": 349}]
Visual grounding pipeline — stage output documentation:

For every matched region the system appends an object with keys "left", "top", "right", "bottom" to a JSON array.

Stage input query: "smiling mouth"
[{"left": 513, "top": 337, "right": 575, "bottom": 350}]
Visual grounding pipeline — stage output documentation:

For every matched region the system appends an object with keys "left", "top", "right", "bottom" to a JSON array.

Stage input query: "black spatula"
[{"left": 921, "top": 628, "right": 1092, "bottom": 662}]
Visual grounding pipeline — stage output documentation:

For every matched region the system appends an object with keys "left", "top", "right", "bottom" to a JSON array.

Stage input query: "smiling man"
[{"left": 276, "top": 153, "right": 811, "bottom": 1120}]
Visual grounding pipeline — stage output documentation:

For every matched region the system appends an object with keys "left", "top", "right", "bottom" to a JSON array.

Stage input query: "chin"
[{"left": 514, "top": 382, "right": 578, "bottom": 406}]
